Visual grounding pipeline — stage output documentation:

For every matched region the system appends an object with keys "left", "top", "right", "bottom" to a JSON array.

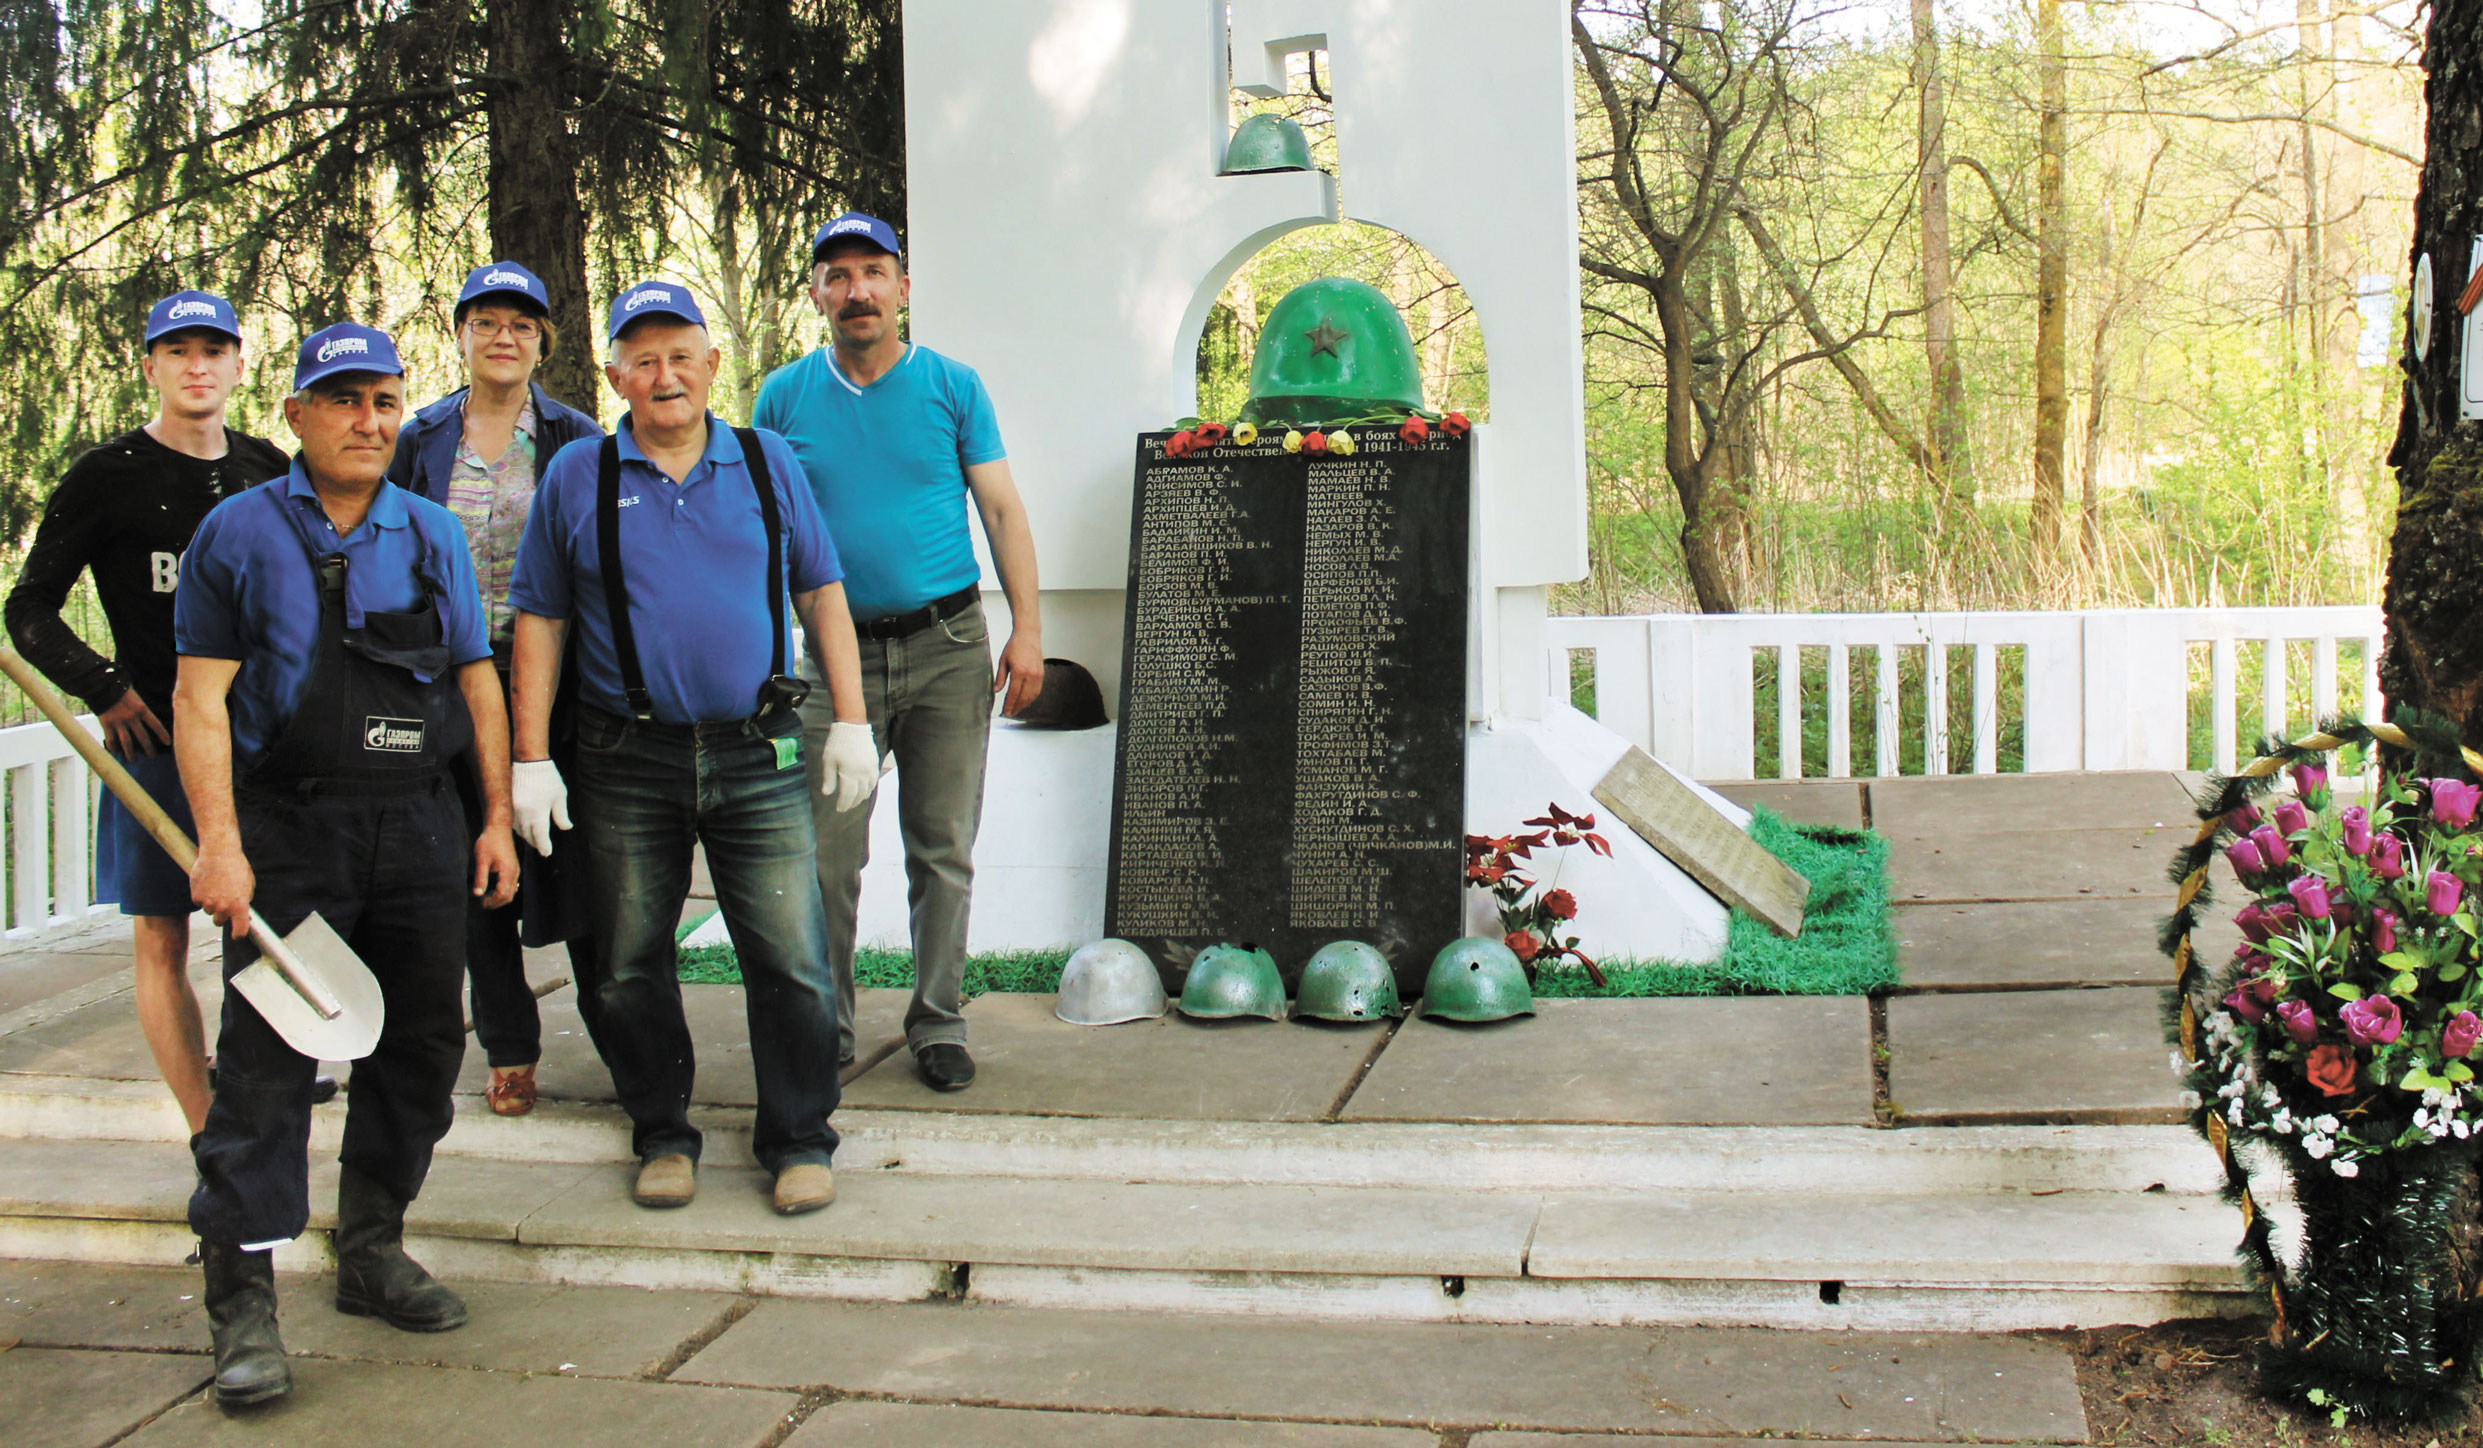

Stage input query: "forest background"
[{"left": 0, "top": 0, "right": 2426, "bottom": 646}]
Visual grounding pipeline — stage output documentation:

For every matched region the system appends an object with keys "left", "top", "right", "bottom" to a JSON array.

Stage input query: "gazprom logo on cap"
[
  {"left": 166, "top": 299, "right": 221, "bottom": 321},
  {"left": 624, "top": 287, "right": 674, "bottom": 311},
  {"left": 483, "top": 269, "right": 530, "bottom": 289},
  {"left": 315, "top": 335, "right": 371, "bottom": 364},
  {"left": 830, "top": 218, "right": 873, "bottom": 236}
]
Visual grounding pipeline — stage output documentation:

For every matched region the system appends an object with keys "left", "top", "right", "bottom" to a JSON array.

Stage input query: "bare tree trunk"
[
  {"left": 2079, "top": 315, "right": 2109, "bottom": 567},
  {"left": 2031, "top": 0, "right": 2068, "bottom": 554},
  {"left": 1912, "top": 0, "right": 1969, "bottom": 507},
  {"left": 2380, "top": 0, "right": 2483, "bottom": 738},
  {"left": 486, "top": 0, "right": 596, "bottom": 413}
]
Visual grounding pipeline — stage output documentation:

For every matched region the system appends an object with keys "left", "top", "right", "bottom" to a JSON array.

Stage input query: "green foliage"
[{"left": 676, "top": 943, "right": 1070, "bottom": 999}]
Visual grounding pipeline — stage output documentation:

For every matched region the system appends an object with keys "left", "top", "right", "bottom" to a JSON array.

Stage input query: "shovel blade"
[{"left": 230, "top": 911, "right": 385, "bottom": 1062}]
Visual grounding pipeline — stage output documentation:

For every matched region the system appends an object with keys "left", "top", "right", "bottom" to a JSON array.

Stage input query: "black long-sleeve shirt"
[{"left": 5, "top": 427, "right": 289, "bottom": 721}]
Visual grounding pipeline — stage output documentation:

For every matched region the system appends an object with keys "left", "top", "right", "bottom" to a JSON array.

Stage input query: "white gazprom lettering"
[
  {"left": 623, "top": 288, "right": 673, "bottom": 311},
  {"left": 166, "top": 300, "right": 219, "bottom": 321},
  {"left": 362, "top": 717, "right": 426, "bottom": 754},
  {"left": 483, "top": 270, "right": 528, "bottom": 288},
  {"left": 314, "top": 335, "right": 370, "bottom": 364},
  {"left": 831, "top": 219, "right": 872, "bottom": 235},
  {"left": 150, "top": 552, "right": 179, "bottom": 593}
]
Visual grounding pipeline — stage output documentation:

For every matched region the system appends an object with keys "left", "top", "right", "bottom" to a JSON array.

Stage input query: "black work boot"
[
  {"left": 332, "top": 1165, "right": 468, "bottom": 1332},
  {"left": 200, "top": 1240, "right": 291, "bottom": 1407}
]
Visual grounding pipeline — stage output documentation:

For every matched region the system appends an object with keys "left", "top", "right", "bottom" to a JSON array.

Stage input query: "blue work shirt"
[
  {"left": 751, "top": 343, "right": 1002, "bottom": 619},
  {"left": 509, "top": 415, "right": 842, "bottom": 725},
  {"left": 175, "top": 466, "right": 492, "bottom": 768}
]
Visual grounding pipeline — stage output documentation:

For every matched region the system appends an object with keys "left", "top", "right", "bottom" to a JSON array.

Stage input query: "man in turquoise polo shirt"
[{"left": 753, "top": 212, "right": 1044, "bottom": 1093}]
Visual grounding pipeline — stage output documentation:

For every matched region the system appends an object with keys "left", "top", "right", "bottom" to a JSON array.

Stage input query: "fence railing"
[
  {"left": 1549, "top": 607, "right": 2386, "bottom": 781},
  {"left": 0, "top": 712, "right": 104, "bottom": 938}
]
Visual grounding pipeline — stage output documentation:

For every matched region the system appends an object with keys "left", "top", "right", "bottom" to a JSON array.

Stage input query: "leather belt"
[{"left": 854, "top": 584, "right": 979, "bottom": 641}]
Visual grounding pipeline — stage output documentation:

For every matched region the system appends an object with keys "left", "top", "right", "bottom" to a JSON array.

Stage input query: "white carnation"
[
  {"left": 2334, "top": 1158, "right": 2361, "bottom": 1178},
  {"left": 2305, "top": 1134, "right": 2334, "bottom": 1159}
]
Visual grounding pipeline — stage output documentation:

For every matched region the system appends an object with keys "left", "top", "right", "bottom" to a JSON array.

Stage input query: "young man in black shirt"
[{"left": 4, "top": 291, "right": 290, "bottom": 1133}]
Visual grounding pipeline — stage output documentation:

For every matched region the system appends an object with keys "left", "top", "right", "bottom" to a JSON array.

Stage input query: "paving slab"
[
  {"left": 839, "top": 991, "right": 1377, "bottom": 1121},
  {"left": 1871, "top": 771, "right": 2199, "bottom": 835},
  {"left": 1473, "top": 1439, "right": 2037, "bottom": 1448},
  {"left": 787, "top": 1402, "right": 1431, "bottom": 1447},
  {"left": 2, "top": 1346, "right": 210, "bottom": 1448},
  {"left": 1710, "top": 780, "right": 1868, "bottom": 830},
  {"left": 1888, "top": 986, "right": 2184, "bottom": 1121},
  {"left": 1885, "top": 824, "right": 2178, "bottom": 903},
  {"left": 450, "top": 984, "right": 910, "bottom": 1105},
  {"left": 0, "top": 951, "right": 131, "bottom": 1019},
  {"left": 119, "top": 1357, "right": 797, "bottom": 1447},
  {"left": 675, "top": 1299, "right": 2087, "bottom": 1441},
  {"left": 0, "top": 1260, "right": 207, "bottom": 1351},
  {"left": 1526, "top": 1188, "right": 2241, "bottom": 1286},
  {"left": 1343, "top": 998, "right": 1872, "bottom": 1126},
  {"left": 1897, "top": 897, "right": 2212, "bottom": 988},
  {"left": 520, "top": 1161, "right": 1534, "bottom": 1276},
  {"left": 276, "top": 1279, "right": 741, "bottom": 1377},
  {"left": 0, "top": 956, "right": 228, "bottom": 1080}
]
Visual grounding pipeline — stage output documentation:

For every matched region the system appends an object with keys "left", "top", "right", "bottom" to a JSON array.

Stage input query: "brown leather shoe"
[
  {"left": 484, "top": 1064, "right": 537, "bottom": 1117},
  {"left": 772, "top": 1163, "right": 836, "bottom": 1216},
  {"left": 632, "top": 1153, "right": 696, "bottom": 1208}
]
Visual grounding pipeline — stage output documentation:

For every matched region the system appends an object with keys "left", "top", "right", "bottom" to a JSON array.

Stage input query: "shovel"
[{"left": 0, "top": 646, "right": 384, "bottom": 1061}]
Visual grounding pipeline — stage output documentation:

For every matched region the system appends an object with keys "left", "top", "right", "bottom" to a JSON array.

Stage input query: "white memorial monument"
[{"left": 816, "top": 0, "right": 1736, "bottom": 963}]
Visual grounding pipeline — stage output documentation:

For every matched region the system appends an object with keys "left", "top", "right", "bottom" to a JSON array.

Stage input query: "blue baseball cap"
[
  {"left": 144, "top": 290, "right": 242, "bottom": 345},
  {"left": 291, "top": 322, "right": 405, "bottom": 391},
  {"left": 456, "top": 261, "right": 550, "bottom": 316},
  {"left": 810, "top": 213, "right": 901, "bottom": 265},
  {"left": 607, "top": 280, "right": 706, "bottom": 340}
]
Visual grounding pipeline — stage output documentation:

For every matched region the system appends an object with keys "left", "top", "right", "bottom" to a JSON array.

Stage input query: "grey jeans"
[{"left": 802, "top": 598, "right": 993, "bottom": 1057}]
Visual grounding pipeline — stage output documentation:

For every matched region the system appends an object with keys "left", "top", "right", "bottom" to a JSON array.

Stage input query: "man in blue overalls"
[{"left": 174, "top": 322, "right": 518, "bottom": 1406}]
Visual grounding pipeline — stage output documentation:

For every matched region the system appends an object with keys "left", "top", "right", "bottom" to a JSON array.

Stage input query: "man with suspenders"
[{"left": 506, "top": 282, "right": 877, "bottom": 1217}]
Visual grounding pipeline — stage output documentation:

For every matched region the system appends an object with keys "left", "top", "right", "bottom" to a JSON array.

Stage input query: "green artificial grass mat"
[{"left": 671, "top": 806, "right": 1896, "bottom": 999}]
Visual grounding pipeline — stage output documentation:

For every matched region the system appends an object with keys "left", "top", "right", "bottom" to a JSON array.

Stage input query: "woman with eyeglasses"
[{"left": 389, "top": 261, "right": 603, "bottom": 1117}]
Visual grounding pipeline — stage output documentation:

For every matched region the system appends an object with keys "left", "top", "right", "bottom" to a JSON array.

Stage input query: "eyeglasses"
[{"left": 463, "top": 316, "right": 543, "bottom": 342}]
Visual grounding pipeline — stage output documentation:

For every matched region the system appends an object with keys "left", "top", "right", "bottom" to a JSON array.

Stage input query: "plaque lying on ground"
[
  {"left": 1593, "top": 746, "right": 1811, "bottom": 938},
  {"left": 1106, "top": 428, "right": 1470, "bottom": 996}
]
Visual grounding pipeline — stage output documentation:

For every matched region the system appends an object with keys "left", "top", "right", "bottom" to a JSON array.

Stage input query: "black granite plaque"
[{"left": 1105, "top": 427, "right": 1470, "bottom": 996}]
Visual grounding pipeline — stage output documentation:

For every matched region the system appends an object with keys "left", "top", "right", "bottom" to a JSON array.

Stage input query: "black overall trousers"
[{"left": 188, "top": 504, "right": 475, "bottom": 1247}]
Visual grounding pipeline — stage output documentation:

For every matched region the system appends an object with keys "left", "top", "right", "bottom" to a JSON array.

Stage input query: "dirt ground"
[{"left": 2049, "top": 1318, "right": 2483, "bottom": 1447}]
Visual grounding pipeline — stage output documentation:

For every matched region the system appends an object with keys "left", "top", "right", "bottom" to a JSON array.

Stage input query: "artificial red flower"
[
  {"left": 1195, "top": 423, "right": 1228, "bottom": 446},
  {"left": 2303, "top": 1042, "right": 2360, "bottom": 1098},
  {"left": 1302, "top": 430, "right": 1329, "bottom": 454},
  {"left": 1398, "top": 416, "right": 1430, "bottom": 446},
  {"left": 1542, "top": 888, "right": 1577, "bottom": 921},
  {"left": 1504, "top": 930, "right": 1540, "bottom": 962},
  {"left": 1165, "top": 430, "right": 1196, "bottom": 458},
  {"left": 1440, "top": 411, "right": 1472, "bottom": 438}
]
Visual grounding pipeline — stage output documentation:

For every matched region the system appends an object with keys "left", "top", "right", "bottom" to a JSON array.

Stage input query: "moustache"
[{"left": 838, "top": 305, "right": 881, "bottom": 321}]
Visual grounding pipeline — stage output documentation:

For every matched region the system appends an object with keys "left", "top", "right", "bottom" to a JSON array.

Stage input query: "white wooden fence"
[
  {"left": 1548, "top": 606, "right": 2385, "bottom": 782},
  {"left": 0, "top": 605, "right": 2391, "bottom": 939}
]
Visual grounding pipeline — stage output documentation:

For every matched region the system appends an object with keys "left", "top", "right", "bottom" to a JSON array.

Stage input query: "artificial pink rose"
[
  {"left": 2226, "top": 838, "right": 2265, "bottom": 881},
  {"left": 2288, "top": 874, "right": 2332, "bottom": 920},
  {"left": 2445, "top": 1011, "right": 2483, "bottom": 1060},
  {"left": 2276, "top": 999, "right": 2319, "bottom": 1044},
  {"left": 2429, "top": 870, "right": 2465, "bottom": 918},
  {"left": 2292, "top": 762, "right": 2330, "bottom": 801},
  {"left": 2374, "top": 833, "right": 2407, "bottom": 879},
  {"left": 2372, "top": 908, "right": 2399, "bottom": 955},
  {"left": 2235, "top": 902, "right": 2272, "bottom": 942},
  {"left": 2340, "top": 806, "right": 2373, "bottom": 856},
  {"left": 2223, "top": 987, "right": 2268, "bottom": 1023},
  {"left": 2229, "top": 803, "right": 2263, "bottom": 834},
  {"left": 2251, "top": 824, "right": 2292, "bottom": 871},
  {"left": 2434, "top": 778, "right": 2482, "bottom": 829},
  {"left": 2274, "top": 799, "right": 2310, "bottom": 837},
  {"left": 2341, "top": 994, "right": 2404, "bottom": 1047}
]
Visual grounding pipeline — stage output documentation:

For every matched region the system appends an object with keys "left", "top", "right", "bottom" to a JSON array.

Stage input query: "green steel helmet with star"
[
  {"left": 1222, "top": 113, "right": 1314, "bottom": 174},
  {"left": 1239, "top": 277, "right": 1427, "bottom": 427}
]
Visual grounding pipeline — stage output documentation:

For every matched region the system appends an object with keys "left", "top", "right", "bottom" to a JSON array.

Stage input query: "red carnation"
[
  {"left": 1542, "top": 888, "right": 1577, "bottom": 921},
  {"left": 1440, "top": 411, "right": 1472, "bottom": 438},
  {"left": 1165, "top": 430, "right": 1196, "bottom": 458},
  {"left": 1302, "top": 430, "right": 1329, "bottom": 454},
  {"left": 1504, "top": 930, "right": 1540, "bottom": 962},
  {"left": 1398, "top": 416, "right": 1430, "bottom": 446},
  {"left": 1195, "top": 423, "right": 1228, "bottom": 446}
]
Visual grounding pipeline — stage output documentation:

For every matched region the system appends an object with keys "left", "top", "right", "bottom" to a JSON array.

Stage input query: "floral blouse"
[{"left": 444, "top": 398, "right": 538, "bottom": 651}]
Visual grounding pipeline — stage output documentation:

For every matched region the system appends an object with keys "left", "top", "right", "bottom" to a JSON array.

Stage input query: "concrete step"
[
  {"left": 0, "top": 1071, "right": 2223, "bottom": 1197},
  {"left": 0, "top": 1134, "right": 2251, "bottom": 1332}
]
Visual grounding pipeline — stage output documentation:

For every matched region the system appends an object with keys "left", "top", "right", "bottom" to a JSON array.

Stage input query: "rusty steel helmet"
[
  {"left": 1178, "top": 942, "right": 1287, "bottom": 1021},
  {"left": 1240, "top": 277, "right": 1426, "bottom": 427},
  {"left": 1293, "top": 941, "right": 1404, "bottom": 1022},
  {"left": 1222, "top": 113, "right": 1314, "bottom": 174}
]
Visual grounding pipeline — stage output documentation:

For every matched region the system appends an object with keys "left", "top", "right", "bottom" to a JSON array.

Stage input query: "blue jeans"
[{"left": 571, "top": 705, "right": 840, "bottom": 1173}]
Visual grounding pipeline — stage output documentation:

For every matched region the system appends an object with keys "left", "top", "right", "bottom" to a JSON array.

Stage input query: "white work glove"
[
  {"left": 823, "top": 722, "right": 881, "bottom": 814},
  {"left": 512, "top": 759, "right": 572, "bottom": 856}
]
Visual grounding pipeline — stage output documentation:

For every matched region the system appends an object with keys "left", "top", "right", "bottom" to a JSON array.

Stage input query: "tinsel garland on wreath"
[{"left": 2162, "top": 707, "right": 2483, "bottom": 1424}]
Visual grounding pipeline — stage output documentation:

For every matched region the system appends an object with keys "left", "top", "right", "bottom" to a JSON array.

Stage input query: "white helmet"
[{"left": 1055, "top": 939, "right": 1169, "bottom": 1026}]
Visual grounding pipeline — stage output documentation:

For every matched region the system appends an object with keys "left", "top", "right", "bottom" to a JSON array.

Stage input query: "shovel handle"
[{"left": 0, "top": 646, "right": 342, "bottom": 1021}]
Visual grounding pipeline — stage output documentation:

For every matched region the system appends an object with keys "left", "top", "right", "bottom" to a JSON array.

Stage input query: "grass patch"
[{"left": 671, "top": 807, "right": 1895, "bottom": 999}]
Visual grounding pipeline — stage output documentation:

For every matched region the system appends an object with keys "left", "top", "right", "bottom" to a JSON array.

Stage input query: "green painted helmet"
[
  {"left": 1178, "top": 943, "right": 1286, "bottom": 1021},
  {"left": 1240, "top": 277, "right": 1426, "bottom": 427},
  {"left": 1223, "top": 114, "right": 1314, "bottom": 175},
  {"left": 1420, "top": 937, "right": 1535, "bottom": 1022},
  {"left": 1294, "top": 941, "right": 1404, "bottom": 1022}
]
